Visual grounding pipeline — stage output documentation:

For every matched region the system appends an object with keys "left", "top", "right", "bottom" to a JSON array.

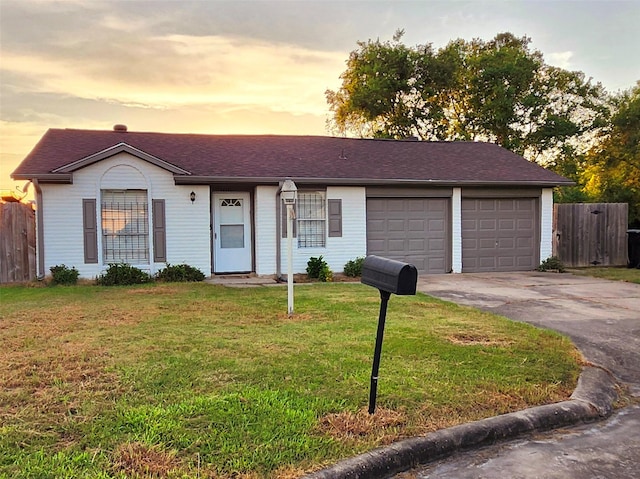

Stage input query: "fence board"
[
  {"left": 553, "top": 203, "right": 628, "bottom": 267},
  {"left": 0, "top": 202, "right": 36, "bottom": 283}
]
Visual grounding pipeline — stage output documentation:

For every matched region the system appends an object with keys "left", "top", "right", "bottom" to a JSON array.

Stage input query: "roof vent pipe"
[{"left": 113, "top": 124, "right": 128, "bottom": 132}]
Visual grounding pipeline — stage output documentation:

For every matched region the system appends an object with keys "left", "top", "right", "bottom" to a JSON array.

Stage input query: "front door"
[{"left": 213, "top": 192, "right": 252, "bottom": 273}]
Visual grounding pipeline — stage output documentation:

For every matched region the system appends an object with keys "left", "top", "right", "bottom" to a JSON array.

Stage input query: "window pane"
[
  {"left": 297, "top": 192, "right": 326, "bottom": 248},
  {"left": 101, "top": 190, "right": 149, "bottom": 263},
  {"left": 220, "top": 198, "right": 244, "bottom": 224},
  {"left": 220, "top": 224, "right": 244, "bottom": 248}
]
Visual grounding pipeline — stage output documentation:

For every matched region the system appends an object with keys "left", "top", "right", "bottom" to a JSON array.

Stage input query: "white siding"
[
  {"left": 277, "top": 186, "right": 367, "bottom": 275},
  {"left": 40, "top": 153, "right": 211, "bottom": 279},
  {"left": 451, "top": 187, "right": 462, "bottom": 273},
  {"left": 540, "top": 188, "right": 554, "bottom": 263},
  {"left": 254, "top": 186, "right": 278, "bottom": 275}
]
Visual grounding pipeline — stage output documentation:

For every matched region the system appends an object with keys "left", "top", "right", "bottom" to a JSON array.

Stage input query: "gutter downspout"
[{"left": 32, "top": 179, "right": 45, "bottom": 280}]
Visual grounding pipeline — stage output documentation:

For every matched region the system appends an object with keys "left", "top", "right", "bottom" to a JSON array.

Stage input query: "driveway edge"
[{"left": 303, "top": 366, "right": 618, "bottom": 479}]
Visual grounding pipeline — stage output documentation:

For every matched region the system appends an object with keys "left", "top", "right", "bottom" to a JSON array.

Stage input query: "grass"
[
  {"left": 567, "top": 266, "right": 640, "bottom": 284},
  {"left": 0, "top": 282, "right": 582, "bottom": 478}
]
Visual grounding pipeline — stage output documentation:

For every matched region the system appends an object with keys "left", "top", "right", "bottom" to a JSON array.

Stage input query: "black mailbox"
[{"left": 361, "top": 255, "right": 418, "bottom": 295}]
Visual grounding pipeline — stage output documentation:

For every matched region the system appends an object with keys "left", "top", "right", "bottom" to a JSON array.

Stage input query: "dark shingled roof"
[{"left": 12, "top": 128, "right": 573, "bottom": 186}]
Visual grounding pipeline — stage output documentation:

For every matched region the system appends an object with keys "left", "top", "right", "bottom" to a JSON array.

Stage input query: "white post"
[{"left": 287, "top": 203, "right": 294, "bottom": 316}]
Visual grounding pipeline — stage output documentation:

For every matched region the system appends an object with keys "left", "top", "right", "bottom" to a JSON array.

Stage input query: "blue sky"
[{"left": 1, "top": 0, "right": 639, "bottom": 193}]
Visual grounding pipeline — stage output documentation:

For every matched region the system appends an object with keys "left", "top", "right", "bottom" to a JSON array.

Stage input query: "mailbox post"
[{"left": 361, "top": 255, "right": 417, "bottom": 414}]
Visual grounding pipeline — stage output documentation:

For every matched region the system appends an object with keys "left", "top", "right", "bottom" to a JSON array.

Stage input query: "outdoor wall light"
[{"left": 190, "top": 191, "right": 196, "bottom": 203}]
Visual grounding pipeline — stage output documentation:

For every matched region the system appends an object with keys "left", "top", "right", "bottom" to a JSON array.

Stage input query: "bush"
[
  {"left": 49, "top": 264, "right": 79, "bottom": 285},
  {"left": 538, "top": 256, "right": 566, "bottom": 273},
  {"left": 343, "top": 256, "right": 365, "bottom": 277},
  {"left": 156, "top": 263, "right": 206, "bottom": 282},
  {"left": 306, "top": 256, "right": 333, "bottom": 282},
  {"left": 97, "top": 263, "right": 153, "bottom": 286}
]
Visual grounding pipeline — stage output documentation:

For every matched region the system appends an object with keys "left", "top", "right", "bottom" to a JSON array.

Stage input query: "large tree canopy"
[
  {"left": 573, "top": 83, "right": 640, "bottom": 226},
  {"left": 326, "top": 32, "right": 608, "bottom": 165}
]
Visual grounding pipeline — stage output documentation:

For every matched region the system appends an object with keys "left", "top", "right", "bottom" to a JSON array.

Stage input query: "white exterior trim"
[
  {"left": 451, "top": 187, "right": 462, "bottom": 273},
  {"left": 540, "top": 188, "right": 554, "bottom": 263}
]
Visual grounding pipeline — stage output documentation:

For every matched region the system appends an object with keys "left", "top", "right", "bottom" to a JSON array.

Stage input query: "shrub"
[
  {"left": 97, "top": 263, "right": 153, "bottom": 286},
  {"left": 306, "top": 256, "right": 333, "bottom": 282},
  {"left": 156, "top": 263, "right": 206, "bottom": 282},
  {"left": 49, "top": 264, "right": 79, "bottom": 285},
  {"left": 538, "top": 256, "right": 566, "bottom": 273},
  {"left": 343, "top": 256, "right": 365, "bottom": 277}
]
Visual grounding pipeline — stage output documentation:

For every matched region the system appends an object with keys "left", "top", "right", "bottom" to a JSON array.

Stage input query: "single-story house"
[{"left": 11, "top": 126, "right": 572, "bottom": 279}]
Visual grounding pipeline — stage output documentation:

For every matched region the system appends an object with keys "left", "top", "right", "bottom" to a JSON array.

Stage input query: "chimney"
[{"left": 113, "top": 124, "right": 128, "bottom": 132}]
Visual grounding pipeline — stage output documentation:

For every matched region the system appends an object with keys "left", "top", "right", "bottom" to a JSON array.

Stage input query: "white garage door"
[
  {"left": 462, "top": 198, "right": 538, "bottom": 272},
  {"left": 366, "top": 198, "right": 449, "bottom": 273}
]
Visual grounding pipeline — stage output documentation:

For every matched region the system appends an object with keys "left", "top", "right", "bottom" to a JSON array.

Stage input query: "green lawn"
[
  {"left": 0, "top": 282, "right": 582, "bottom": 478},
  {"left": 567, "top": 266, "right": 640, "bottom": 284}
]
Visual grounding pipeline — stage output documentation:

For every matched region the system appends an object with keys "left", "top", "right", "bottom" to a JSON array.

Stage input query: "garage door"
[
  {"left": 366, "top": 198, "right": 449, "bottom": 273},
  {"left": 462, "top": 198, "right": 538, "bottom": 272}
]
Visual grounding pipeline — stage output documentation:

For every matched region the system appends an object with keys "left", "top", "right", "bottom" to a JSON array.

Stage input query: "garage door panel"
[
  {"left": 499, "top": 201, "right": 516, "bottom": 212},
  {"left": 517, "top": 237, "right": 532, "bottom": 248},
  {"left": 517, "top": 199, "right": 534, "bottom": 211},
  {"left": 388, "top": 219, "right": 405, "bottom": 231},
  {"left": 479, "top": 219, "right": 496, "bottom": 230},
  {"left": 367, "top": 198, "right": 449, "bottom": 274},
  {"left": 408, "top": 238, "right": 426, "bottom": 251},
  {"left": 462, "top": 198, "right": 538, "bottom": 273},
  {"left": 499, "top": 219, "right": 515, "bottom": 230},
  {"left": 388, "top": 239, "right": 406, "bottom": 253},
  {"left": 498, "top": 238, "right": 515, "bottom": 248},
  {"left": 428, "top": 219, "right": 445, "bottom": 231},
  {"left": 409, "top": 219, "right": 426, "bottom": 231},
  {"left": 479, "top": 200, "right": 496, "bottom": 211}
]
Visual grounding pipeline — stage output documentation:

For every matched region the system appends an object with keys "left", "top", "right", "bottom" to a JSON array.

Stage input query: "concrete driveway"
[
  {"left": 403, "top": 271, "right": 640, "bottom": 479},
  {"left": 417, "top": 271, "right": 640, "bottom": 396}
]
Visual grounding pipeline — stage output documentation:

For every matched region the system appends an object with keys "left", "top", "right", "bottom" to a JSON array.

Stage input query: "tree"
[
  {"left": 326, "top": 32, "right": 608, "bottom": 166},
  {"left": 580, "top": 83, "right": 640, "bottom": 226}
]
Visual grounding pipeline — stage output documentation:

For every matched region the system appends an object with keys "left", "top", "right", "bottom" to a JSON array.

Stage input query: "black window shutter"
[
  {"left": 82, "top": 199, "right": 98, "bottom": 263},
  {"left": 152, "top": 199, "right": 167, "bottom": 262},
  {"left": 328, "top": 199, "right": 342, "bottom": 237}
]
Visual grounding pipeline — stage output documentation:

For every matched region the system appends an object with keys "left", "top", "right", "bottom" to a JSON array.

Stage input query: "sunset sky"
[{"left": 1, "top": 0, "right": 639, "bottom": 195}]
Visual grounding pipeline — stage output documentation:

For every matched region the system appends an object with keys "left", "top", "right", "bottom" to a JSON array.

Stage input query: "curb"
[{"left": 303, "top": 366, "right": 618, "bottom": 479}]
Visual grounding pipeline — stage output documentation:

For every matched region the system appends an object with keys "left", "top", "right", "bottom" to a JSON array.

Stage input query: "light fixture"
[
  {"left": 190, "top": 191, "right": 196, "bottom": 203},
  {"left": 280, "top": 178, "right": 298, "bottom": 204}
]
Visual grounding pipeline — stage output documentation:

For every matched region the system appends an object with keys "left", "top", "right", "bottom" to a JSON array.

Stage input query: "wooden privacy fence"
[
  {"left": 0, "top": 202, "right": 36, "bottom": 283},
  {"left": 553, "top": 203, "right": 628, "bottom": 267}
]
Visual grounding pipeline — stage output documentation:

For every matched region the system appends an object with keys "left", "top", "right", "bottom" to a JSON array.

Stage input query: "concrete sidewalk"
[{"left": 304, "top": 272, "right": 640, "bottom": 479}]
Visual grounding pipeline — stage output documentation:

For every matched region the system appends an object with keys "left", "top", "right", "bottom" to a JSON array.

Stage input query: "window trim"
[
  {"left": 296, "top": 190, "right": 326, "bottom": 248},
  {"left": 101, "top": 189, "right": 150, "bottom": 264}
]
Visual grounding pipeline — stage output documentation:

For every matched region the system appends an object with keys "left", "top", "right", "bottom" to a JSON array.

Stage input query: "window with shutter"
[{"left": 101, "top": 190, "right": 149, "bottom": 263}]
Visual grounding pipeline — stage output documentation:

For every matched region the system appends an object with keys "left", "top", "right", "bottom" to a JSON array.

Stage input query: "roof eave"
[
  {"left": 11, "top": 173, "right": 73, "bottom": 184},
  {"left": 174, "top": 176, "right": 575, "bottom": 187}
]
